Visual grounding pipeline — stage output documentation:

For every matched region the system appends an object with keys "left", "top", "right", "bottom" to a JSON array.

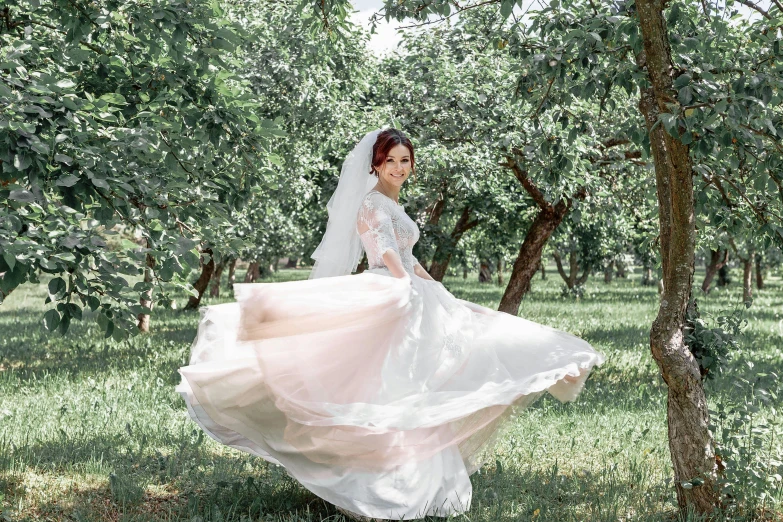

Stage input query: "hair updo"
[{"left": 369, "top": 128, "right": 415, "bottom": 177}]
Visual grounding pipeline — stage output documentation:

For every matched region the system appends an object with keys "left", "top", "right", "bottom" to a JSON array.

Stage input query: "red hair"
[{"left": 369, "top": 129, "right": 415, "bottom": 177}]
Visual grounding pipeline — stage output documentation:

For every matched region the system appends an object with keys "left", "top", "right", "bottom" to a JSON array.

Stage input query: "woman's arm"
[
  {"left": 413, "top": 262, "right": 435, "bottom": 281},
  {"left": 382, "top": 250, "right": 410, "bottom": 280}
]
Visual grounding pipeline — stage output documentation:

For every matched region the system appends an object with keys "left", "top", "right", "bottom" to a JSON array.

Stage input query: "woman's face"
[{"left": 376, "top": 144, "right": 412, "bottom": 188}]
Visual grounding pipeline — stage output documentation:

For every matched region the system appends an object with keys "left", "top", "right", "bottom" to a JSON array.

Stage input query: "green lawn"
[{"left": 1, "top": 267, "right": 781, "bottom": 521}]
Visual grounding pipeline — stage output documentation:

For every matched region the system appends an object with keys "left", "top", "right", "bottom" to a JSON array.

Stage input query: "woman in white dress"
[{"left": 176, "top": 128, "right": 605, "bottom": 521}]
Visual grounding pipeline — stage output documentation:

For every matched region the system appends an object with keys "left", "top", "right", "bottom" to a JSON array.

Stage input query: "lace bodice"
[{"left": 356, "top": 190, "right": 420, "bottom": 275}]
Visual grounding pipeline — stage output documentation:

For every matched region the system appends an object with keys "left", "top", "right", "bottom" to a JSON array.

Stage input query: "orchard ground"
[{"left": 1, "top": 266, "right": 781, "bottom": 522}]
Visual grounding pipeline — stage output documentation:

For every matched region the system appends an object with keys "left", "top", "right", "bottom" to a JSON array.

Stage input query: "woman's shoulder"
[{"left": 361, "top": 190, "right": 394, "bottom": 210}]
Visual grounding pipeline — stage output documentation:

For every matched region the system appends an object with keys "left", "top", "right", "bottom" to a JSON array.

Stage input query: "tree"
[
  {"left": 236, "top": 0, "right": 378, "bottom": 276},
  {"left": 0, "top": 0, "right": 278, "bottom": 337},
  {"left": 377, "top": 11, "right": 643, "bottom": 310},
  {"left": 376, "top": 24, "right": 530, "bottom": 284},
  {"left": 633, "top": 1, "right": 718, "bottom": 508},
  {"left": 702, "top": 248, "right": 729, "bottom": 293}
]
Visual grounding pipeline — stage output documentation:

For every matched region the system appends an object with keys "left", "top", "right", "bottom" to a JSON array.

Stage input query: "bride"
[{"left": 177, "top": 128, "right": 605, "bottom": 521}]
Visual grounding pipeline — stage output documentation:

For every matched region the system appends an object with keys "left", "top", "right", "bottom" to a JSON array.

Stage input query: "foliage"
[
  {"left": 375, "top": 16, "right": 533, "bottom": 270},
  {"left": 684, "top": 298, "right": 748, "bottom": 381},
  {"left": 375, "top": 9, "right": 649, "bottom": 297},
  {"left": 231, "top": 0, "right": 378, "bottom": 267},
  {"left": 308, "top": 0, "right": 783, "bottom": 513},
  {"left": 560, "top": 282, "right": 585, "bottom": 300},
  {"left": 684, "top": 298, "right": 782, "bottom": 514},
  {"left": 711, "top": 371, "right": 782, "bottom": 516},
  {"left": 0, "top": 0, "right": 279, "bottom": 338}
]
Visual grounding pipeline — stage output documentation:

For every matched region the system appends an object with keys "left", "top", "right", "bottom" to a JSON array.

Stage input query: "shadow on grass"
[
  {"left": 0, "top": 306, "right": 200, "bottom": 384},
  {"left": 13, "top": 448, "right": 682, "bottom": 522}
]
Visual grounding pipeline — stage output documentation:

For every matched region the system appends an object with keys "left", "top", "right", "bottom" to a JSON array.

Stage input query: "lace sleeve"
[{"left": 357, "top": 195, "right": 399, "bottom": 259}]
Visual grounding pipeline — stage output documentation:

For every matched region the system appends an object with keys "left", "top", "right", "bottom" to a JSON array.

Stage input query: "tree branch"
[
  {"left": 699, "top": 171, "right": 734, "bottom": 209},
  {"left": 504, "top": 156, "right": 552, "bottom": 211},
  {"left": 176, "top": 219, "right": 195, "bottom": 235},
  {"left": 699, "top": 0, "right": 711, "bottom": 22},
  {"left": 552, "top": 251, "right": 569, "bottom": 283},
  {"left": 740, "top": 124, "right": 783, "bottom": 154},
  {"left": 91, "top": 187, "right": 142, "bottom": 227},
  {"left": 716, "top": 173, "right": 783, "bottom": 224},
  {"left": 462, "top": 218, "right": 481, "bottom": 232},
  {"left": 529, "top": 77, "right": 555, "bottom": 119},
  {"left": 24, "top": 20, "right": 108, "bottom": 54},
  {"left": 159, "top": 132, "right": 195, "bottom": 174},
  {"left": 394, "top": 0, "right": 501, "bottom": 30},
  {"left": 735, "top": 0, "right": 771, "bottom": 19},
  {"left": 600, "top": 138, "right": 631, "bottom": 149}
]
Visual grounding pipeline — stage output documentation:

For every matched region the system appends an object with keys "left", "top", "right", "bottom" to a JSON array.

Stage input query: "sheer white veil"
[{"left": 309, "top": 129, "right": 382, "bottom": 279}]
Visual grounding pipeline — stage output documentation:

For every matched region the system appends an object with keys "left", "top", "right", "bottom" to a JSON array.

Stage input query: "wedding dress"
[{"left": 176, "top": 189, "right": 605, "bottom": 520}]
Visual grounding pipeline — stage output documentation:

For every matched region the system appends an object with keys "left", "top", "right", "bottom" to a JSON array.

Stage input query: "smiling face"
[{"left": 374, "top": 144, "right": 413, "bottom": 188}]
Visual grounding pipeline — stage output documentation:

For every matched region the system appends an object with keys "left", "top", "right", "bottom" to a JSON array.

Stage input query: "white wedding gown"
[{"left": 177, "top": 189, "right": 605, "bottom": 520}]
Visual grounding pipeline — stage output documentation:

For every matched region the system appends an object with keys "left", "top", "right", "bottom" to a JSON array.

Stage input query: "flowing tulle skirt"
[{"left": 176, "top": 270, "right": 605, "bottom": 520}]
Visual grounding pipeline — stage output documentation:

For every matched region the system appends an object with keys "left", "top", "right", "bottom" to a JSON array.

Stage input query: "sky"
[{"left": 349, "top": 0, "right": 774, "bottom": 57}]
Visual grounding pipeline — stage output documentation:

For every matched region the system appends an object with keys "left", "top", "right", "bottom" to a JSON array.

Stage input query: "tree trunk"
[
  {"left": 576, "top": 265, "right": 590, "bottom": 286},
  {"left": 478, "top": 261, "right": 492, "bottom": 283},
  {"left": 553, "top": 250, "right": 582, "bottom": 289},
  {"left": 184, "top": 248, "right": 215, "bottom": 311},
  {"left": 498, "top": 203, "right": 569, "bottom": 314},
  {"left": 553, "top": 251, "right": 571, "bottom": 288},
  {"left": 429, "top": 206, "right": 479, "bottom": 281},
  {"left": 209, "top": 257, "right": 225, "bottom": 298},
  {"left": 616, "top": 262, "right": 626, "bottom": 279},
  {"left": 636, "top": 1, "right": 717, "bottom": 508},
  {"left": 356, "top": 254, "right": 368, "bottom": 274},
  {"left": 701, "top": 249, "right": 728, "bottom": 293},
  {"left": 227, "top": 257, "right": 237, "bottom": 292},
  {"left": 741, "top": 250, "right": 754, "bottom": 304},
  {"left": 540, "top": 260, "right": 546, "bottom": 279},
  {"left": 243, "top": 261, "right": 260, "bottom": 283},
  {"left": 641, "top": 263, "right": 657, "bottom": 286},
  {"left": 462, "top": 266, "right": 468, "bottom": 279},
  {"left": 717, "top": 265, "right": 730, "bottom": 287},
  {"left": 428, "top": 197, "right": 446, "bottom": 227},
  {"left": 497, "top": 161, "right": 585, "bottom": 315},
  {"left": 137, "top": 242, "right": 155, "bottom": 333},
  {"left": 496, "top": 258, "right": 504, "bottom": 286},
  {"left": 418, "top": 196, "right": 447, "bottom": 269},
  {"left": 604, "top": 260, "right": 614, "bottom": 283},
  {"left": 285, "top": 257, "right": 298, "bottom": 269},
  {"left": 755, "top": 253, "right": 764, "bottom": 290}
]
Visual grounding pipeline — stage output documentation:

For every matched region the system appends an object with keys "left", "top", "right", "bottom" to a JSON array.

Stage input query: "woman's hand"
[
  {"left": 381, "top": 249, "right": 409, "bottom": 280},
  {"left": 413, "top": 263, "right": 435, "bottom": 281}
]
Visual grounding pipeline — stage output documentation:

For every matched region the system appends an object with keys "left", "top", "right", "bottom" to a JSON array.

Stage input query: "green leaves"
[
  {"left": 659, "top": 113, "right": 680, "bottom": 139},
  {"left": 43, "top": 309, "right": 60, "bottom": 332},
  {"left": 8, "top": 190, "right": 35, "bottom": 202},
  {"left": 2, "top": 253, "right": 15, "bottom": 271},
  {"left": 55, "top": 174, "right": 80, "bottom": 187},
  {"left": 98, "top": 93, "right": 126, "bottom": 105},
  {"left": 499, "top": 0, "right": 514, "bottom": 20},
  {"left": 0, "top": 0, "right": 281, "bottom": 338},
  {"left": 48, "top": 277, "right": 66, "bottom": 300}
]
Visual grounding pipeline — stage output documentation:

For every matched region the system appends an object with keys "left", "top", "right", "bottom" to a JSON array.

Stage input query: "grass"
[{"left": 1, "top": 265, "right": 782, "bottom": 521}]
